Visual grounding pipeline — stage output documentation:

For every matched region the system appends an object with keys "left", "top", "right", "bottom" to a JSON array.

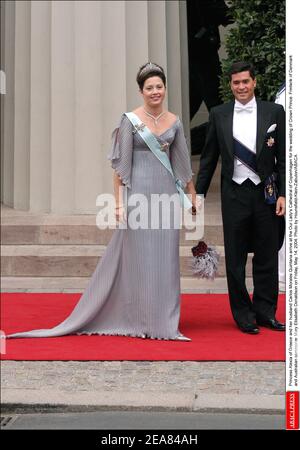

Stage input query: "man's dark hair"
[{"left": 228, "top": 61, "right": 256, "bottom": 81}]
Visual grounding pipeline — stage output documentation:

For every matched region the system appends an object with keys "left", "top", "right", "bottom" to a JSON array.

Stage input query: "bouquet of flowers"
[{"left": 191, "top": 240, "right": 220, "bottom": 280}]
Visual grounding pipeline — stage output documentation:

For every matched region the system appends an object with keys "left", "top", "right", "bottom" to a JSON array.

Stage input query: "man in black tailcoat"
[{"left": 196, "top": 61, "right": 286, "bottom": 334}]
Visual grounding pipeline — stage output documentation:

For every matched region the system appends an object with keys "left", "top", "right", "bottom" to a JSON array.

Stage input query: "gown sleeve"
[
  {"left": 107, "top": 114, "right": 133, "bottom": 189},
  {"left": 170, "top": 120, "right": 193, "bottom": 188}
]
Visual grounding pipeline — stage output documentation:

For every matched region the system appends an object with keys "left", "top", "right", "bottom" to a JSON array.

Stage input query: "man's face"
[{"left": 230, "top": 71, "right": 256, "bottom": 104}]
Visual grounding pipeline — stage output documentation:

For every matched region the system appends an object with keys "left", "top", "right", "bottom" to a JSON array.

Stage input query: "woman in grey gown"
[{"left": 5, "top": 63, "right": 199, "bottom": 341}]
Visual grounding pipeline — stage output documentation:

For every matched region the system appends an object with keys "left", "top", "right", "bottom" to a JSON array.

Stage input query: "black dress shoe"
[
  {"left": 256, "top": 317, "right": 285, "bottom": 331},
  {"left": 237, "top": 323, "right": 260, "bottom": 334}
]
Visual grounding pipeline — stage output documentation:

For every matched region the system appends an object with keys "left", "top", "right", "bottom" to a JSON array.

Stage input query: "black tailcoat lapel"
[
  {"left": 220, "top": 101, "right": 234, "bottom": 158},
  {"left": 256, "top": 99, "right": 272, "bottom": 159}
]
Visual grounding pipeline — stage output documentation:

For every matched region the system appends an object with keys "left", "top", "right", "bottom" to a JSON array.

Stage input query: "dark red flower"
[{"left": 191, "top": 240, "right": 208, "bottom": 257}]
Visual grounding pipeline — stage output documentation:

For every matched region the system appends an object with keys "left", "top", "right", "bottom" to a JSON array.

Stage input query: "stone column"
[
  {"left": 30, "top": 0, "right": 51, "bottom": 212},
  {"left": 1, "top": 0, "right": 15, "bottom": 208},
  {"left": 14, "top": 0, "right": 31, "bottom": 210},
  {"left": 1, "top": 0, "right": 190, "bottom": 214},
  {"left": 50, "top": 1, "right": 76, "bottom": 213}
]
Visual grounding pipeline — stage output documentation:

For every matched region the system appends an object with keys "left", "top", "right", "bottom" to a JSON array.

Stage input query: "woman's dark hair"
[
  {"left": 136, "top": 62, "right": 166, "bottom": 90},
  {"left": 228, "top": 61, "right": 256, "bottom": 81}
]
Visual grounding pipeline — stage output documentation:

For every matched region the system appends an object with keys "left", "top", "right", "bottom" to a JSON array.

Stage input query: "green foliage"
[{"left": 220, "top": 0, "right": 285, "bottom": 102}]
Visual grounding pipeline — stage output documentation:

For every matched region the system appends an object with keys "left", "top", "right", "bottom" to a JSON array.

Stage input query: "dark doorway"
[{"left": 186, "top": 0, "right": 233, "bottom": 155}]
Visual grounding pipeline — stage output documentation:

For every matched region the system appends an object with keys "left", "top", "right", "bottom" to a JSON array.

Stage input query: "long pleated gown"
[{"left": 6, "top": 114, "right": 193, "bottom": 340}]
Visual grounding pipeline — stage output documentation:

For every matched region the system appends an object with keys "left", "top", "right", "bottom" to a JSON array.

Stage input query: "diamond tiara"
[{"left": 139, "top": 62, "right": 163, "bottom": 77}]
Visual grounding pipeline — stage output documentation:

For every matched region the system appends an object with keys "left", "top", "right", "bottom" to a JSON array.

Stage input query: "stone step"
[
  {"left": 1, "top": 276, "right": 254, "bottom": 294},
  {"left": 0, "top": 160, "right": 224, "bottom": 289},
  {"left": 1, "top": 223, "right": 224, "bottom": 246},
  {"left": 0, "top": 192, "right": 222, "bottom": 224},
  {"left": 1, "top": 193, "right": 224, "bottom": 246},
  {"left": 1, "top": 191, "right": 224, "bottom": 246},
  {"left": 1, "top": 244, "right": 254, "bottom": 278},
  {"left": 1, "top": 171, "right": 223, "bottom": 247}
]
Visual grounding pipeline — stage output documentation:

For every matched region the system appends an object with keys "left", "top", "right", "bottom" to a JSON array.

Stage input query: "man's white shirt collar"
[{"left": 234, "top": 96, "right": 257, "bottom": 110}]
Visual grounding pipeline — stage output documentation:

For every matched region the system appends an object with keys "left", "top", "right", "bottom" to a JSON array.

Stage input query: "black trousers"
[{"left": 221, "top": 178, "right": 279, "bottom": 325}]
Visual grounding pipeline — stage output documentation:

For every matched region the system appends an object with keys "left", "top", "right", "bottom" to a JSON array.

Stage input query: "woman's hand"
[{"left": 115, "top": 205, "right": 126, "bottom": 223}]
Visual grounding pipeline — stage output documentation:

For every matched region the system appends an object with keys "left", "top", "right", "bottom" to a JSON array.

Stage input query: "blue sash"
[
  {"left": 125, "top": 112, "right": 192, "bottom": 209},
  {"left": 233, "top": 138, "right": 258, "bottom": 174},
  {"left": 233, "top": 138, "right": 277, "bottom": 204}
]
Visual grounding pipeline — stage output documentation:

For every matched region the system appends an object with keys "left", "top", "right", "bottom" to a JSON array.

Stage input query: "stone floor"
[
  {"left": 1, "top": 361, "right": 284, "bottom": 396},
  {"left": 1, "top": 360, "right": 285, "bottom": 415}
]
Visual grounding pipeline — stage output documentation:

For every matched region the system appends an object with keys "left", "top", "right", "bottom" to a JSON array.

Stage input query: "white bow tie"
[{"left": 235, "top": 104, "right": 254, "bottom": 113}]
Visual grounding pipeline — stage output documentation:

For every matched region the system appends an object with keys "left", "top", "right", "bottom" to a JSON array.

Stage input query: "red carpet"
[{"left": 1, "top": 293, "right": 285, "bottom": 361}]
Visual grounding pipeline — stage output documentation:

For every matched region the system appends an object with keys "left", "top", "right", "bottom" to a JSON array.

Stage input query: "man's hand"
[{"left": 276, "top": 196, "right": 285, "bottom": 216}]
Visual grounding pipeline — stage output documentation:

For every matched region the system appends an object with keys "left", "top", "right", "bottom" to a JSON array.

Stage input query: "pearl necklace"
[{"left": 143, "top": 108, "right": 165, "bottom": 126}]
